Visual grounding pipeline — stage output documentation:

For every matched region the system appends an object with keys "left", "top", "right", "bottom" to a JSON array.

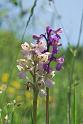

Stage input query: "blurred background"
[{"left": 0, "top": 0, "right": 83, "bottom": 124}]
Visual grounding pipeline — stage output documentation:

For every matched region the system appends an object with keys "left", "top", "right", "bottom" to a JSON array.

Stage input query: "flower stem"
[
  {"left": 46, "top": 87, "right": 49, "bottom": 124},
  {"left": 46, "top": 40, "right": 50, "bottom": 124},
  {"left": 33, "top": 90, "right": 38, "bottom": 124}
]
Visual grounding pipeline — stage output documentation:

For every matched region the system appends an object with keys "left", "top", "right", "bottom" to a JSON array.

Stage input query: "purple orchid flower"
[
  {"left": 33, "top": 26, "right": 64, "bottom": 73},
  {"left": 45, "top": 79, "right": 54, "bottom": 88},
  {"left": 56, "top": 57, "right": 64, "bottom": 64},
  {"left": 56, "top": 63, "right": 63, "bottom": 71},
  {"left": 18, "top": 71, "right": 26, "bottom": 79}
]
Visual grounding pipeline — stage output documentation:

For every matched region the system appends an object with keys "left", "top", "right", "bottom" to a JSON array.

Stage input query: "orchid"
[
  {"left": 17, "top": 41, "right": 52, "bottom": 95},
  {"left": 33, "top": 26, "right": 64, "bottom": 73},
  {"left": 17, "top": 26, "right": 64, "bottom": 124}
]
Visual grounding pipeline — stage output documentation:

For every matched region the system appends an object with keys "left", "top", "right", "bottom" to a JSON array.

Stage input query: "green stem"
[
  {"left": 33, "top": 90, "right": 38, "bottom": 124},
  {"left": 11, "top": 111, "right": 14, "bottom": 124},
  {"left": 73, "top": 84, "right": 76, "bottom": 124},
  {"left": 67, "top": 86, "right": 71, "bottom": 124},
  {"left": 46, "top": 87, "right": 49, "bottom": 124}
]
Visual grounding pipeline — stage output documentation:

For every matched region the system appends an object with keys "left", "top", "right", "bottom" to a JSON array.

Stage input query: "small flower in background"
[
  {"left": 0, "top": 90, "right": 2, "bottom": 94},
  {"left": 0, "top": 84, "right": 7, "bottom": 94},
  {"left": 4, "top": 115, "right": 8, "bottom": 120},
  {"left": 7, "top": 87, "right": 15, "bottom": 95},
  {"left": 1, "top": 73, "right": 9, "bottom": 83},
  {"left": 12, "top": 80, "right": 21, "bottom": 89},
  {"left": 17, "top": 26, "right": 64, "bottom": 96}
]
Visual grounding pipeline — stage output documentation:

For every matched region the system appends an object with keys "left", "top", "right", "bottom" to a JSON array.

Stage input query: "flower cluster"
[
  {"left": 33, "top": 26, "right": 64, "bottom": 71},
  {"left": 17, "top": 26, "right": 64, "bottom": 96}
]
